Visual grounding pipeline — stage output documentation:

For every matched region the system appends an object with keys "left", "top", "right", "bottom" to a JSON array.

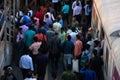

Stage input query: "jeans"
[{"left": 63, "top": 54, "right": 73, "bottom": 70}]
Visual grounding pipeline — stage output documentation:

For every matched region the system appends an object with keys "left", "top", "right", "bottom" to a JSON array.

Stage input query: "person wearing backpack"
[
  {"left": 80, "top": 44, "right": 90, "bottom": 68},
  {"left": 49, "top": 31, "right": 61, "bottom": 73}
]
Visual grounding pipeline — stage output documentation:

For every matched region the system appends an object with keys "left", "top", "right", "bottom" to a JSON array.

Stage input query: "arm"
[{"left": 30, "top": 57, "right": 34, "bottom": 71}]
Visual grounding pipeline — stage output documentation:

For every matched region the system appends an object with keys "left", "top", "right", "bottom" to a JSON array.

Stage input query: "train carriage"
[{"left": 92, "top": 0, "right": 120, "bottom": 80}]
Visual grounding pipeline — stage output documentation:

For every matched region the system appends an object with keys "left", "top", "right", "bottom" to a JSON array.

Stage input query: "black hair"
[
  {"left": 71, "top": 27, "right": 76, "bottom": 32},
  {"left": 18, "top": 28, "right": 22, "bottom": 31},
  {"left": 22, "top": 21, "right": 26, "bottom": 25},
  {"left": 76, "top": 2, "right": 79, "bottom": 6},
  {"left": 49, "top": 24, "right": 53, "bottom": 28},
  {"left": 67, "top": 64, "right": 72, "bottom": 71},
  {"left": 67, "top": 35, "right": 71, "bottom": 41},
  {"left": 45, "top": 14, "right": 49, "bottom": 18},
  {"left": 94, "top": 40, "right": 99, "bottom": 46},
  {"left": 76, "top": 34, "right": 80, "bottom": 40},
  {"left": 33, "top": 36, "right": 38, "bottom": 42},
  {"left": 93, "top": 49, "right": 97, "bottom": 56},
  {"left": 52, "top": 72, "right": 57, "bottom": 79},
  {"left": 85, "top": 44, "right": 90, "bottom": 50}
]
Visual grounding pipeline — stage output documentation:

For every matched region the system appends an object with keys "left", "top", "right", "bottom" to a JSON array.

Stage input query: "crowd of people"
[{"left": 1, "top": 0, "right": 104, "bottom": 80}]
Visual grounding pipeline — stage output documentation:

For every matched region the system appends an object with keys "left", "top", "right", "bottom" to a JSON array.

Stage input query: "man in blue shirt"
[
  {"left": 62, "top": 1, "right": 70, "bottom": 28},
  {"left": 62, "top": 35, "right": 74, "bottom": 70}
]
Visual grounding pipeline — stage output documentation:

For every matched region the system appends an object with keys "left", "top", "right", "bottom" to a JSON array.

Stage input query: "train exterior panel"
[{"left": 92, "top": 0, "right": 120, "bottom": 80}]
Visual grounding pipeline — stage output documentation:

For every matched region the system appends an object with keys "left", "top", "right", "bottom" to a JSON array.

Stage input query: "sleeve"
[
  {"left": 62, "top": 6, "right": 65, "bottom": 13},
  {"left": 79, "top": 1, "right": 82, "bottom": 9},
  {"left": 72, "top": 2, "right": 75, "bottom": 10},
  {"left": 73, "top": 8, "right": 75, "bottom": 16},
  {"left": 74, "top": 42, "right": 79, "bottom": 57},
  {"left": 20, "top": 17, "right": 24, "bottom": 23},
  {"left": 51, "top": 14, "right": 55, "bottom": 21},
  {"left": 30, "top": 57, "right": 34, "bottom": 71},
  {"left": 19, "top": 57, "right": 22, "bottom": 68},
  {"left": 29, "top": 44, "right": 33, "bottom": 50},
  {"left": 16, "top": 34, "right": 20, "bottom": 43}
]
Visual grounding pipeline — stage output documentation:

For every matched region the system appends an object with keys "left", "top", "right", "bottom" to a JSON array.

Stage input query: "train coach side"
[{"left": 91, "top": 0, "right": 120, "bottom": 80}]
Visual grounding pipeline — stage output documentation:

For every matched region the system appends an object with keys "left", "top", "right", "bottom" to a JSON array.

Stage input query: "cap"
[{"left": 7, "top": 66, "right": 13, "bottom": 71}]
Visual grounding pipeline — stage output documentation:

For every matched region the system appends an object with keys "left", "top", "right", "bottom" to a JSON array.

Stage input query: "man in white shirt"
[
  {"left": 19, "top": 49, "right": 34, "bottom": 79},
  {"left": 73, "top": 2, "right": 82, "bottom": 23},
  {"left": 19, "top": 21, "right": 29, "bottom": 35},
  {"left": 72, "top": 0, "right": 82, "bottom": 10},
  {"left": 69, "top": 27, "right": 78, "bottom": 45}
]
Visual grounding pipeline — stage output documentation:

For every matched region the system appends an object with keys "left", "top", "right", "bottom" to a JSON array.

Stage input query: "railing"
[{"left": 0, "top": 6, "right": 15, "bottom": 77}]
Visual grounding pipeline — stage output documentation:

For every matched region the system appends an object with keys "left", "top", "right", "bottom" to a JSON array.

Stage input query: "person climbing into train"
[
  {"left": 89, "top": 49, "right": 104, "bottom": 80},
  {"left": 80, "top": 44, "right": 90, "bottom": 68}
]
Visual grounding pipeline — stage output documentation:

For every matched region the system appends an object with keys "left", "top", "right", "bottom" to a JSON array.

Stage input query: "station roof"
[{"left": 94, "top": 0, "right": 120, "bottom": 37}]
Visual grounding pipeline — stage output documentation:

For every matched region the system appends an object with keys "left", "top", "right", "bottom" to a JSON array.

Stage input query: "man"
[
  {"left": 49, "top": 31, "right": 61, "bottom": 73},
  {"left": 53, "top": 19, "right": 62, "bottom": 36},
  {"left": 62, "top": 1, "right": 70, "bottom": 25},
  {"left": 89, "top": 49, "right": 103, "bottom": 80},
  {"left": 29, "top": 37, "right": 42, "bottom": 68},
  {"left": 35, "top": 43, "right": 48, "bottom": 80},
  {"left": 20, "top": 12, "right": 31, "bottom": 26},
  {"left": 73, "top": 2, "right": 82, "bottom": 23},
  {"left": 19, "top": 49, "right": 34, "bottom": 79},
  {"left": 44, "top": 14, "right": 53, "bottom": 29},
  {"left": 69, "top": 27, "right": 78, "bottom": 45},
  {"left": 62, "top": 35, "right": 74, "bottom": 70},
  {"left": 72, "top": 0, "right": 82, "bottom": 10},
  {"left": 61, "top": 64, "right": 77, "bottom": 80},
  {"left": 19, "top": 21, "right": 29, "bottom": 35},
  {"left": 52, "top": 0, "right": 60, "bottom": 14},
  {"left": 46, "top": 25, "right": 55, "bottom": 49},
  {"left": 24, "top": 25, "right": 36, "bottom": 48},
  {"left": 74, "top": 34, "right": 83, "bottom": 58}
]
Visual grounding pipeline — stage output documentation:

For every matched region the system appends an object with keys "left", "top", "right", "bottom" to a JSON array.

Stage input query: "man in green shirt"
[{"left": 61, "top": 64, "right": 77, "bottom": 80}]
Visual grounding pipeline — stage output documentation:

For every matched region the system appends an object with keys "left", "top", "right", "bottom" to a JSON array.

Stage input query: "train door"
[
  {"left": 103, "top": 37, "right": 110, "bottom": 80},
  {"left": 91, "top": 3, "right": 99, "bottom": 39}
]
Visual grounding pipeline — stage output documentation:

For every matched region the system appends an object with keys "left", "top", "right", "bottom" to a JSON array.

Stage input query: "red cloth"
[
  {"left": 35, "top": 33, "right": 47, "bottom": 42},
  {"left": 35, "top": 11, "right": 44, "bottom": 22}
]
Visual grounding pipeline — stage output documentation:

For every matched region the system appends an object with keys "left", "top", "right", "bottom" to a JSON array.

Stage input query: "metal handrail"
[
  {"left": 0, "top": 11, "right": 4, "bottom": 22},
  {"left": 0, "top": 21, "right": 6, "bottom": 41}
]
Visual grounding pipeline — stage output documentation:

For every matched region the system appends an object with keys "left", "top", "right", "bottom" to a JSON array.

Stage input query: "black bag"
[{"left": 39, "top": 34, "right": 48, "bottom": 53}]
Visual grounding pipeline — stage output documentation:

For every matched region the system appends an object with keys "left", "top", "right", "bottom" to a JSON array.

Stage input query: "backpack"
[
  {"left": 39, "top": 35, "right": 48, "bottom": 53},
  {"left": 49, "top": 36, "right": 61, "bottom": 54},
  {"left": 80, "top": 51, "right": 89, "bottom": 67}
]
